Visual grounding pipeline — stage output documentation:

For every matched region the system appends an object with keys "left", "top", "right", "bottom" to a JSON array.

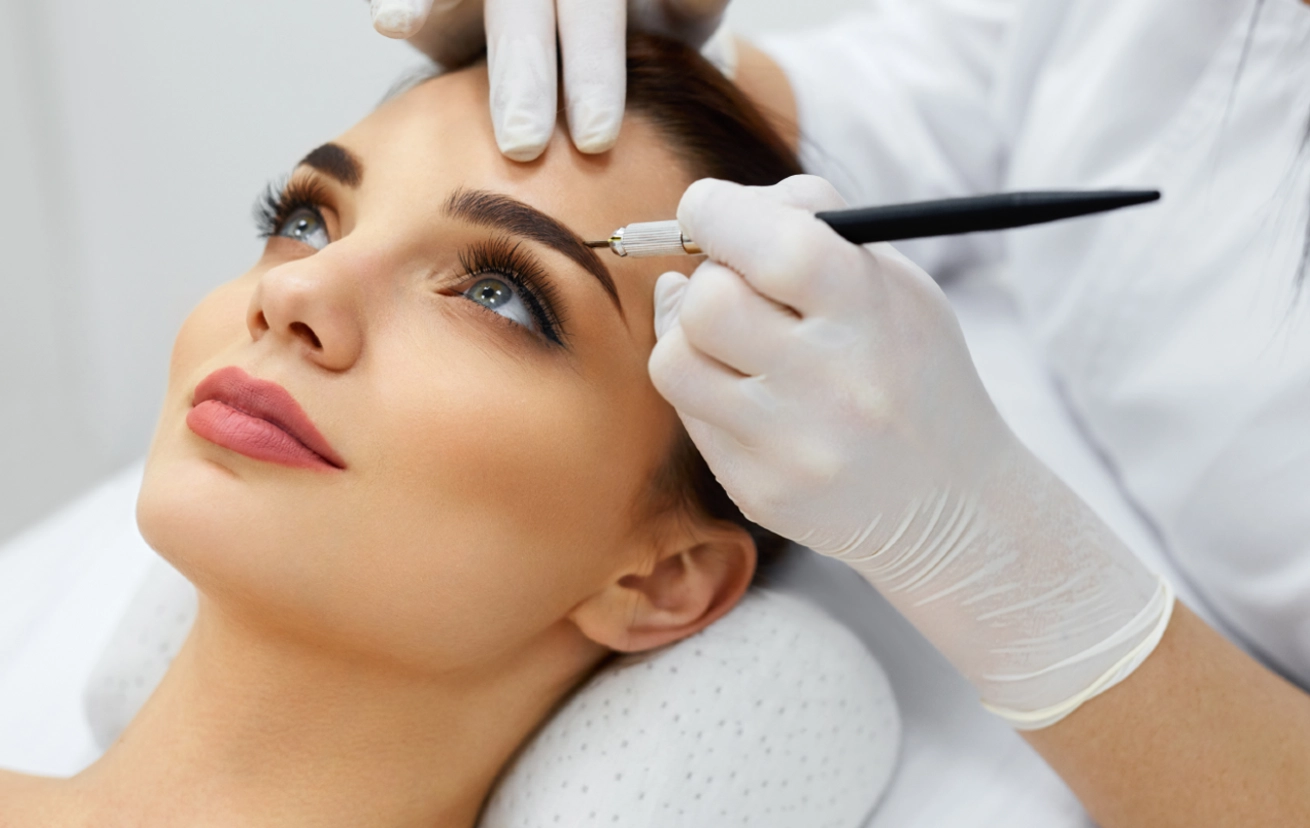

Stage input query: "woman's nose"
[{"left": 247, "top": 255, "right": 364, "bottom": 371}]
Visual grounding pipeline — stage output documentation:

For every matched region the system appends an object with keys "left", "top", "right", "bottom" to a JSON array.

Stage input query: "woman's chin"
[{"left": 137, "top": 432, "right": 315, "bottom": 605}]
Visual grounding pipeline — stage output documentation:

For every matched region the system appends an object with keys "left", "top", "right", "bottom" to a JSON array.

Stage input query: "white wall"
[{"left": 0, "top": 0, "right": 863, "bottom": 543}]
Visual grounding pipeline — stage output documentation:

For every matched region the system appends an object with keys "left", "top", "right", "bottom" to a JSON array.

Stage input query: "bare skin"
[
  {"left": 0, "top": 63, "right": 756, "bottom": 827},
  {"left": 1026, "top": 604, "right": 1310, "bottom": 827},
  {"left": 733, "top": 38, "right": 1310, "bottom": 828}
]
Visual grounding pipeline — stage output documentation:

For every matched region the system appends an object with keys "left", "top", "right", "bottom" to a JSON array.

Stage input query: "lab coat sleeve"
[
  {"left": 756, "top": 0, "right": 1024, "bottom": 277},
  {"left": 1168, "top": 376, "right": 1310, "bottom": 689}
]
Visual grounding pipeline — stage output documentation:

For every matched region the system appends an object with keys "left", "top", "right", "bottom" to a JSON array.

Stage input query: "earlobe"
[{"left": 569, "top": 523, "right": 756, "bottom": 654}]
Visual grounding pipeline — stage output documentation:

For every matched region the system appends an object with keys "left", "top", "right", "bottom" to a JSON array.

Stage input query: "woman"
[
  {"left": 376, "top": 0, "right": 1310, "bottom": 824},
  {"left": 0, "top": 36, "right": 803, "bottom": 826}
]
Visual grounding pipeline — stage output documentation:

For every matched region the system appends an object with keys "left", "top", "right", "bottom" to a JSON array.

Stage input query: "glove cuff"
[{"left": 981, "top": 576, "right": 1176, "bottom": 730}]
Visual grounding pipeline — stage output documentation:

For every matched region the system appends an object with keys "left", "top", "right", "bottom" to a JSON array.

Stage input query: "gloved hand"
[
  {"left": 649, "top": 175, "right": 1174, "bottom": 728},
  {"left": 369, "top": 0, "right": 732, "bottom": 161}
]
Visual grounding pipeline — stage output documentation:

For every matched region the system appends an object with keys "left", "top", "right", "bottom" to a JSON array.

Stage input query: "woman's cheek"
[{"left": 359, "top": 354, "right": 626, "bottom": 567}]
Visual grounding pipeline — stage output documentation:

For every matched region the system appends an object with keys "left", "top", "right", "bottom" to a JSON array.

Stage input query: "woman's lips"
[{"left": 186, "top": 366, "right": 346, "bottom": 471}]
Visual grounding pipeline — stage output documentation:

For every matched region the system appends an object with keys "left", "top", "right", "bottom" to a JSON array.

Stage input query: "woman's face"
[{"left": 138, "top": 65, "right": 704, "bottom": 672}]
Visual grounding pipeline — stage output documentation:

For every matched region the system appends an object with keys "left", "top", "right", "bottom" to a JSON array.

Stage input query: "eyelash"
[
  {"left": 251, "top": 180, "right": 567, "bottom": 346},
  {"left": 459, "top": 238, "right": 567, "bottom": 346},
  {"left": 254, "top": 177, "right": 329, "bottom": 241}
]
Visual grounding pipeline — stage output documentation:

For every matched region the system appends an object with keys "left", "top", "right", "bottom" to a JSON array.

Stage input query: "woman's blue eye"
[
  {"left": 463, "top": 276, "right": 539, "bottom": 332},
  {"left": 277, "top": 207, "right": 329, "bottom": 251}
]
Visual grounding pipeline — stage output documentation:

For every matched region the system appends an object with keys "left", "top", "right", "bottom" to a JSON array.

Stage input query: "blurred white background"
[{"left": 0, "top": 0, "right": 864, "bottom": 543}]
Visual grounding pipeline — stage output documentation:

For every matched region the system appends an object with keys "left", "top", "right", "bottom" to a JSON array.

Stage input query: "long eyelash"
[
  {"left": 459, "top": 237, "right": 569, "bottom": 346},
  {"left": 253, "top": 176, "right": 330, "bottom": 239}
]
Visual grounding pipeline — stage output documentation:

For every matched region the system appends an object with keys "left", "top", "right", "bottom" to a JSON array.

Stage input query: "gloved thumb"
[
  {"left": 371, "top": 0, "right": 440, "bottom": 38},
  {"left": 653, "top": 271, "right": 690, "bottom": 340}
]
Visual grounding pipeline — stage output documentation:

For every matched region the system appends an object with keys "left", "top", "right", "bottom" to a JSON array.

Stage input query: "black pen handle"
[
  {"left": 815, "top": 189, "right": 1161, "bottom": 245},
  {"left": 589, "top": 189, "right": 1161, "bottom": 257}
]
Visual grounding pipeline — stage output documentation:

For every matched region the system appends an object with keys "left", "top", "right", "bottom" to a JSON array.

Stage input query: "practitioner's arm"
[
  {"left": 649, "top": 174, "right": 1310, "bottom": 828},
  {"left": 1024, "top": 602, "right": 1310, "bottom": 827}
]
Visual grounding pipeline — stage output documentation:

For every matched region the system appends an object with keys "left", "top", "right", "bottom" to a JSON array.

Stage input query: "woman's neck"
[{"left": 59, "top": 595, "right": 603, "bottom": 828}]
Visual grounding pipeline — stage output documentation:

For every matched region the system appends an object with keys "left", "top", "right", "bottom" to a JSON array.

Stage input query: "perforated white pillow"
[{"left": 86, "top": 560, "right": 899, "bottom": 826}]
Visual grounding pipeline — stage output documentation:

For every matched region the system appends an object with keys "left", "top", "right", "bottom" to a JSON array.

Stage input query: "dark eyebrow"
[
  {"left": 443, "top": 188, "right": 622, "bottom": 315},
  {"left": 298, "top": 143, "right": 364, "bottom": 188}
]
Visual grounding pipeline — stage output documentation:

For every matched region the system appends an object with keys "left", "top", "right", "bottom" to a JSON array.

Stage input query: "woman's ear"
[{"left": 569, "top": 521, "right": 757, "bottom": 653}]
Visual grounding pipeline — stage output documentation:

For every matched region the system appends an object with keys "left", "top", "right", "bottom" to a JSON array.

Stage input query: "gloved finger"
[
  {"left": 677, "top": 260, "right": 798, "bottom": 377},
  {"left": 648, "top": 325, "right": 770, "bottom": 445},
  {"left": 557, "top": 0, "right": 626, "bottom": 154},
  {"left": 653, "top": 270, "right": 690, "bottom": 341},
  {"left": 678, "top": 177, "right": 866, "bottom": 318},
  {"left": 485, "top": 0, "right": 558, "bottom": 161},
  {"left": 371, "top": 0, "right": 438, "bottom": 39},
  {"left": 751, "top": 174, "right": 848, "bottom": 214}
]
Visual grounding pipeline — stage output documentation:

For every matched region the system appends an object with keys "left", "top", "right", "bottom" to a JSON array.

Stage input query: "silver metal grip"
[{"left": 610, "top": 220, "right": 701, "bottom": 257}]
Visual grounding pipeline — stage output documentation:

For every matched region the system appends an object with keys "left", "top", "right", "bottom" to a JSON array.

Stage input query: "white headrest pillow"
[{"left": 87, "top": 559, "right": 899, "bottom": 826}]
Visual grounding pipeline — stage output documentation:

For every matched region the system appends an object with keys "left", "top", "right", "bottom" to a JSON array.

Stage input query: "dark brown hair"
[{"left": 622, "top": 35, "right": 803, "bottom": 583}]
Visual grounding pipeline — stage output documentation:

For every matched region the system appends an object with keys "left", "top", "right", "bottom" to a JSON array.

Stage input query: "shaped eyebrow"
[
  {"left": 443, "top": 188, "right": 622, "bottom": 315},
  {"left": 298, "top": 143, "right": 364, "bottom": 188}
]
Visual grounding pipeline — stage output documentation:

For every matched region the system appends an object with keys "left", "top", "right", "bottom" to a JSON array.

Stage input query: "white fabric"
[
  {"left": 761, "top": 0, "right": 1310, "bottom": 687},
  {"left": 1, "top": 267, "right": 1179, "bottom": 825},
  {"left": 0, "top": 463, "right": 157, "bottom": 777},
  {"left": 82, "top": 559, "right": 197, "bottom": 750},
  {"left": 479, "top": 589, "right": 899, "bottom": 827}
]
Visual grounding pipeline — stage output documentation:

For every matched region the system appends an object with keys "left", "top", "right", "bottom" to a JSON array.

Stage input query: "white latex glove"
[
  {"left": 369, "top": 0, "right": 732, "bottom": 161},
  {"left": 649, "top": 175, "right": 1175, "bottom": 728}
]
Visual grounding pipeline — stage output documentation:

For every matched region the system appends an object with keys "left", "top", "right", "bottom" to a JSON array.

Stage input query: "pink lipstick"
[{"left": 186, "top": 366, "right": 345, "bottom": 470}]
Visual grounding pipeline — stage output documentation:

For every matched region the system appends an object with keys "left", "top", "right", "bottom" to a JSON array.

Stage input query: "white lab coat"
[{"left": 762, "top": 0, "right": 1310, "bottom": 687}]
